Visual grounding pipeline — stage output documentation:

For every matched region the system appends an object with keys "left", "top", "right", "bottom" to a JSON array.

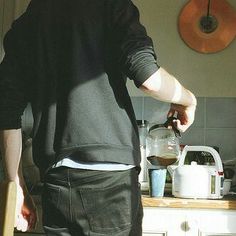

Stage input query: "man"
[{"left": 0, "top": 0, "right": 197, "bottom": 235}]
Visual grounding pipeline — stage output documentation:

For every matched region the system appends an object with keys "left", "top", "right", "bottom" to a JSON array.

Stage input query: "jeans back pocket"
[{"left": 80, "top": 183, "right": 132, "bottom": 234}]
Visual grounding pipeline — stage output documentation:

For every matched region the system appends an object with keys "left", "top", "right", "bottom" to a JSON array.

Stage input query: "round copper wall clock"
[{"left": 178, "top": 0, "right": 236, "bottom": 53}]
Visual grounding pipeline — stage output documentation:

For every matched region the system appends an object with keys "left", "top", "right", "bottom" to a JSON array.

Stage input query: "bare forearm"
[
  {"left": 140, "top": 67, "right": 197, "bottom": 107},
  {"left": 0, "top": 129, "right": 22, "bottom": 182}
]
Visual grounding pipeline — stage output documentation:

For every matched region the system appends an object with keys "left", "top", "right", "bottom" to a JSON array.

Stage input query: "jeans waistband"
[{"left": 44, "top": 166, "right": 139, "bottom": 188}]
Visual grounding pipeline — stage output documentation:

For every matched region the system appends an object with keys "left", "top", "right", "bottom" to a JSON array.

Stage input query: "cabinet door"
[
  {"left": 143, "top": 208, "right": 186, "bottom": 236},
  {"left": 144, "top": 207, "right": 236, "bottom": 236},
  {"left": 186, "top": 209, "right": 236, "bottom": 236}
]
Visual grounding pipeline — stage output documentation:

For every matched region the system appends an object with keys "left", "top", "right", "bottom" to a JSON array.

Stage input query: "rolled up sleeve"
[{"left": 110, "top": 0, "right": 160, "bottom": 87}]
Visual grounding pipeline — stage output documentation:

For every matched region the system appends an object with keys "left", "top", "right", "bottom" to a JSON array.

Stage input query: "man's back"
[{"left": 0, "top": 0, "right": 158, "bottom": 175}]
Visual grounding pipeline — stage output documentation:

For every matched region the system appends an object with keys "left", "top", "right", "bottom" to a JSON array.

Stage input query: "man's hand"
[
  {"left": 167, "top": 103, "right": 196, "bottom": 133},
  {"left": 15, "top": 183, "right": 38, "bottom": 232}
]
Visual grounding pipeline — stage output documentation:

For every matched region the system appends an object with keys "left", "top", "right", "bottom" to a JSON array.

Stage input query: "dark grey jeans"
[{"left": 42, "top": 167, "right": 143, "bottom": 236}]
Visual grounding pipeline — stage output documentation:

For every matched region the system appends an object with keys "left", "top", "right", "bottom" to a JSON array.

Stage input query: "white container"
[
  {"left": 167, "top": 146, "right": 224, "bottom": 199},
  {"left": 223, "top": 179, "right": 232, "bottom": 195},
  {"left": 138, "top": 121, "right": 149, "bottom": 191}
]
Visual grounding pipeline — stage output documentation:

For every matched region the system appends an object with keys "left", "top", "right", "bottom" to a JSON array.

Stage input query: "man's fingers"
[
  {"left": 27, "top": 211, "right": 38, "bottom": 230},
  {"left": 175, "top": 119, "right": 192, "bottom": 133},
  {"left": 16, "top": 214, "right": 28, "bottom": 232}
]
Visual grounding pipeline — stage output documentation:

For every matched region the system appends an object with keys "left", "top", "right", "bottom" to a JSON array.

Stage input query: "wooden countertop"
[
  {"left": 142, "top": 195, "right": 236, "bottom": 210},
  {"left": 31, "top": 183, "right": 236, "bottom": 210}
]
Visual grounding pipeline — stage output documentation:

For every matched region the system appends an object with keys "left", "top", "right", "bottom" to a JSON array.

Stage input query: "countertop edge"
[{"left": 142, "top": 196, "right": 236, "bottom": 210}]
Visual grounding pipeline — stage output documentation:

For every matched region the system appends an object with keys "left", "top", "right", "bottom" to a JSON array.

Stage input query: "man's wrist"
[{"left": 189, "top": 90, "right": 197, "bottom": 107}]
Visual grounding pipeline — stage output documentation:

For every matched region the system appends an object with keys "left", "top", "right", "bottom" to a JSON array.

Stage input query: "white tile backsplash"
[
  {"left": 206, "top": 98, "right": 236, "bottom": 128},
  {"left": 206, "top": 128, "right": 236, "bottom": 161}
]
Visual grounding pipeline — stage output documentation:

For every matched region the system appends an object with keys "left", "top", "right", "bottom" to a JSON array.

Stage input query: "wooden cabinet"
[
  {"left": 187, "top": 209, "right": 236, "bottom": 236},
  {"left": 143, "top": 208, "right": 188, "bottom": 236},
  {"left": 143, "top": 207, "right": 236, "bottom": 236}
]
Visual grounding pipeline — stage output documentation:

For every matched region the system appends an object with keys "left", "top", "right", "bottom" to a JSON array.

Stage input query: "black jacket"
[{"left": 0, "top": 0, "right": 159, "bottom": 175}]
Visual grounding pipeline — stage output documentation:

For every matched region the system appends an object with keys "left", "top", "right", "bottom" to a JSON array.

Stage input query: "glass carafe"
[{"left": 147, "top": 117, "right": 180, "bottom": 167}]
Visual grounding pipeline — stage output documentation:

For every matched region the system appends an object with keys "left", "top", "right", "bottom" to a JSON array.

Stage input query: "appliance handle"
[{"left": 178, "top": 145, "right": 224, "bottom": 172}]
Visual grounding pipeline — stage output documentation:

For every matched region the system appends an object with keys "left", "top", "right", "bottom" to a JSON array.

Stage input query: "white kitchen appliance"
[
  {"left": 138, "top": 120, "right": 149, "bottom": 191},
  {"left": 167, "top": 146, "right": 224, "bottom": 199}
]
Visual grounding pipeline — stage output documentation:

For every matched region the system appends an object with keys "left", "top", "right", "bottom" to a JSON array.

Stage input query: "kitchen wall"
[
  {"left": 1, "top": 0, "right": 236, "bottom": 97},
  {"left": 128, "top": 0, "right": 236, "bottom": 97},
  {"left": 128, "top": 0, "right": 236, "bottom": 162}
]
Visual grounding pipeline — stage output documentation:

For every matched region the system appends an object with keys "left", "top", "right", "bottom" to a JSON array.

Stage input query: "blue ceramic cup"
[{"left": 148, "top": 168, "right": 167, "bottom": 197}]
